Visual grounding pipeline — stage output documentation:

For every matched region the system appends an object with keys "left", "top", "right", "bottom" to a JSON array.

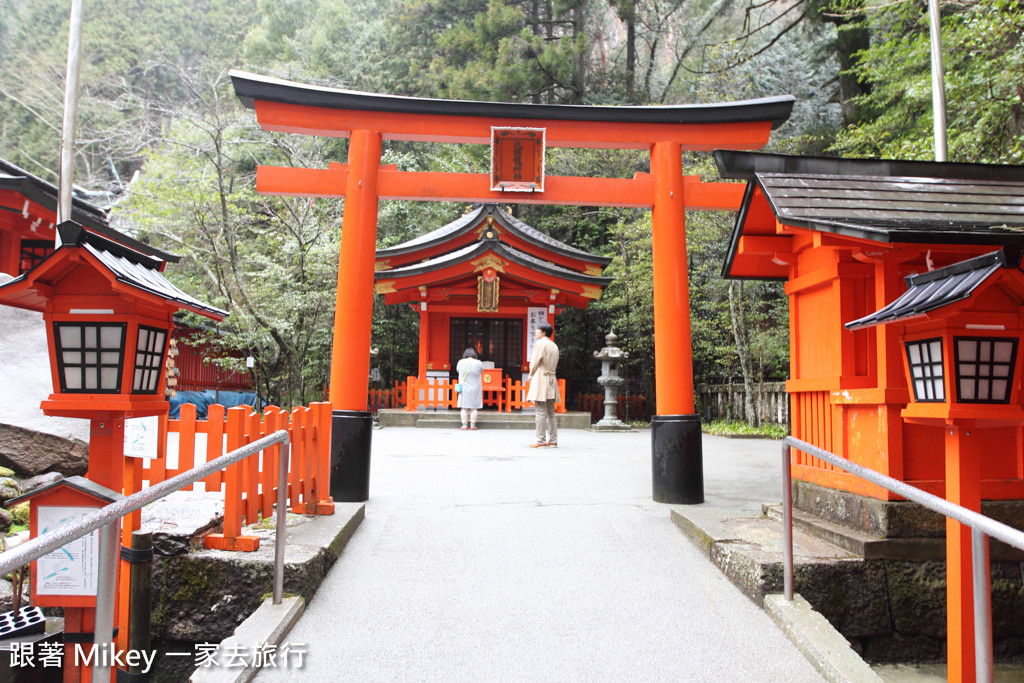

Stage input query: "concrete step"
[{"left": 762, "top": 504, "right": 1024, "bottom": 562}]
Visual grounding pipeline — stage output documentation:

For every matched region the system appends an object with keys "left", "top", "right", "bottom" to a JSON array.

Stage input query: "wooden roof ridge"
[
  {"left": 374, "top": 237, "right": 611, "bottom": 288},
  {"left": 376, "top": 204, "right": 611, "bottom": 266},
  {"left": 0, "top": 157, "right": 179, "bottom": 263},
  {"left": 231, "top": 70, "right": 794, "bottom": 129}
]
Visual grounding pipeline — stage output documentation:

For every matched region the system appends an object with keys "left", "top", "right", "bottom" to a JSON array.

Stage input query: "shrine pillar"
[
  {"left": 649, "top": 141, "right": 703, "bottom": 504},
  {"left": 418, "top": 304, "right": 429, "bottom": 379},
  {"left": 328, "top": 129, "right": 381, "bottom": 502}
]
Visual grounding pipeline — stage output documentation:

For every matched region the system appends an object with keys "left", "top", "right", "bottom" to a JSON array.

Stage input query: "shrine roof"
[
  {"left": 846, "top": 246, "right": 1023, "bottom": 330},
  {"left": 0, "top": 222, "right": 226, "bottom": 319},
  {"left": 0, "top": 158, "right": 179, "bottom": 263},
  {"left": 231, "top": 70, "right": 794, "bottom": 129},
  {"left": 377, "top": 204, "right": 610, "bottom": 265},
  {"left": 375, "top": 238, "right": 611, "bottom": 289},
  {"left": 6, "top": 474, "right": 123, "bottom": 506},
  {"left": 715, "top": 151, "right": 1024, "bottom": 278}
]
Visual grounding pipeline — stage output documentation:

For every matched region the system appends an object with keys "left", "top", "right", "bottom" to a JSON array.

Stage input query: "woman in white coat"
[
  {"left": 526, "top": 322, "right": 560, "bottom": 447},
  {"left": 456, "top": 347, "right": 484, "bottom": 430}
]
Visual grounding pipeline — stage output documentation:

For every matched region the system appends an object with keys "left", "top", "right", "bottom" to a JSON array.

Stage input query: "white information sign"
[
  {"left": 527, "top": 307, "right": 548, "bottom": 362},
  {"left": 124, "top": 415, "right": 159, "bottom": 460},
  {"left": 36, "top": 506, "right": 99, "bottom": 596}
]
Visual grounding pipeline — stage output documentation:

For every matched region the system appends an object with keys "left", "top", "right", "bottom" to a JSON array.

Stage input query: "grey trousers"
[{"left": 534, "top": 400, "right": 557, "bottom": 444}]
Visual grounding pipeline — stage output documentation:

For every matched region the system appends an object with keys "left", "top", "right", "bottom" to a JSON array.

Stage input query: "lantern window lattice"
[
  {"left": 954, "top": 337, "right": 1017, "bottom": 404},
  {"left": 53, "top": 322, "right": 126, "bottom": 393},
  {"left": 905, "top": 338, "right": 945, "bottom": 402},
  {"left": 133, "top": 325, "right": 168, "bottom": 394}
]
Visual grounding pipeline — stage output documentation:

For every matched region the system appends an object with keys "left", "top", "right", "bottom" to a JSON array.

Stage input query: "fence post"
[
  {"left": 204, "top": 407, "right": 260, "bottom": 551},
  {"left": 315, "top": 402, "right": 335, "bottom": 514},
  {"left": 203, "top": 404, "right": 226, "bottom": 491}
]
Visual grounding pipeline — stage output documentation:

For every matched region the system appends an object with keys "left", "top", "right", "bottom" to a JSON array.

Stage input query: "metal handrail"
[
  {"left": 0, "top": 430, "right": 292, "bottom": 681},
  {"left": 781, "top": 435, "right": 1024, "bottom": 683}
]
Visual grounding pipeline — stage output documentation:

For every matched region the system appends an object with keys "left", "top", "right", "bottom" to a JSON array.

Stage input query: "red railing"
[
  {"left": 401, "top": 376, "right": 566, "bottom": 413},
  {"left": 125, "top": 402, "right": 335, "bottom": 552}
]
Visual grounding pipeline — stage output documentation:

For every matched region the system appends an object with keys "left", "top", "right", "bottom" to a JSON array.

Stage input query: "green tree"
[
  {"left": 0, "top": 0, "right": 258, "bottom": 189},
  {"left": 830, "top": 0, "right": 1024, "bottom": 163},
  {"left": 115, "top": 72, "right": 340, "bottom": 408}
]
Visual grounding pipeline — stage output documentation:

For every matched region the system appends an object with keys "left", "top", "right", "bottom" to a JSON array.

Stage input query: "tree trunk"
[{"left": 728, "top": 280, "right": 759, "bottom": 427}]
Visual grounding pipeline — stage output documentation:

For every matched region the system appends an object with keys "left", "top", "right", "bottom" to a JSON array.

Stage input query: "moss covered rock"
[{"left": 9, "top": 503, "right": 29, "bottom": 527}]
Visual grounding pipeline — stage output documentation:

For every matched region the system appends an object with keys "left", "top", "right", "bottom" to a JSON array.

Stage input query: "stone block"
[{"left": 0, "top": 423, "right": 87, "bottom": 477}]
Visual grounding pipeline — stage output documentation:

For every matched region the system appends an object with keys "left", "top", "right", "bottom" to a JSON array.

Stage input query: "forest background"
[{"left": 1, "top": 0, "right": 1022, "bottom": 422}]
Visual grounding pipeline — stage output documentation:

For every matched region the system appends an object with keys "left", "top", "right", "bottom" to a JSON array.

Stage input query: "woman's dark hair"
[
  {"left": 537, "top": 322, "right": 553, "bottom": 338},
  {"left": 462, "top": 347, "right": 479, "bottom": 359}
]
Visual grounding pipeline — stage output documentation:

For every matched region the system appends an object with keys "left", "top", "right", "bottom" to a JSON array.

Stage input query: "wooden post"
[
  {"left": 127, "top": 531, "right": 152, "bottom": 679},
  {"left": 945, "top": 422, "right": 980, "bottom": 683}
]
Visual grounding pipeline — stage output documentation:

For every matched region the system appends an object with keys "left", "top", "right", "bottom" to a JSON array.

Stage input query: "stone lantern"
[{"left": 593, "top": 330, "right": 630, "bottom": 430}]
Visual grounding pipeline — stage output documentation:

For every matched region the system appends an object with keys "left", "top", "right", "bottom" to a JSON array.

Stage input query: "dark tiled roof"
[
  {"left": 0, "top": 223, "right": 225, "bottom": 320},
  {"left": 377, "top": 204, "right": 610, "bottom": 265},
  {"left": 715, "top": 151, "right": 1024, "bottom": 247},
  {"left": 232, "top": 70, "right": 795, "bottom": 130},
  {"left": 376, "top": 239, "right": 611, "bottom": 288},
  {"left": 0, "top": 158, "right": 179, "bottom": 263},
  {"left": 845, "top": 247, "right": 1022, "bottom": 330}
]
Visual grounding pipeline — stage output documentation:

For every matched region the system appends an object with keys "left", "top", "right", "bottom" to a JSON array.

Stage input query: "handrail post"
[
  {"left": 782, "top": 442, "right": 794, "bottom": 601},
  {"left": 972, "top": 528, "right": 993, "bottom": 683},
  {"left": 274, "top": 442, "right": 290, "bottom": 605},
  {"left": 93, "top": 520, "right": 119, "bottom": 681}
]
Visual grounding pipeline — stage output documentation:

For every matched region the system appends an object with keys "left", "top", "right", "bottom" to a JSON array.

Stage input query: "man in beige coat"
[{"left": 527, "top": 322, "right": 560, "bottom": 447}]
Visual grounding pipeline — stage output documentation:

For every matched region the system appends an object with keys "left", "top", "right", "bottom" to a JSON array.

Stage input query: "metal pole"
[
  {"left": 57, "top": 0, "right": 85, "bottom": 236},
  {"left": 927, "top": 0, "right": 948, "bottom": 161},
  {"left": 972, "top": 528, "right": 993, "bottom": 683},
  {"left": 782, "top": 443, "right": 794, "bottom": 601},
  {"left": 274, "top": 443, "right": 290, "bottom": 605},
  {"left": 93, "top": 521, "right": 119, "bottom": 682}
]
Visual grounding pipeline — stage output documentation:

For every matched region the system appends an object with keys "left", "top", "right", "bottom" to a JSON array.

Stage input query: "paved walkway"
[{"left": 255, "top": 427, "right": 823, "bottom": 682}]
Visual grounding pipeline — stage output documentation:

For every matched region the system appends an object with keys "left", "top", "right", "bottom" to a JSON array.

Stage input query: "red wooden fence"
[
  {"left": 401, "top": 376, "right": 567, "bottom": 413},
  {"left": 123, "top": 402, "right": 335, "bottom": 552}
]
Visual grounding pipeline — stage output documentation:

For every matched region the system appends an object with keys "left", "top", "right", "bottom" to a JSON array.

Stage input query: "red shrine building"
[
  {"left": 714, "top": 150, "right": 1024, "bottom": 503},
  {"left": 374, "top": 204, "right": 611, "bottom": 388}
]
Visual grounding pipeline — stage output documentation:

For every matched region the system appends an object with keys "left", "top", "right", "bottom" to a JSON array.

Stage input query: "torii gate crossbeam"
[{"left": 231, "top": 70, "right": 794, "bottom": 504}]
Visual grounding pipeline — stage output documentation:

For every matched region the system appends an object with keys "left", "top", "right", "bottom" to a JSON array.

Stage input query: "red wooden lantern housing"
[
  {"left": 848, "top": 246, "right": 1024, "bottom": 427},
  {"left": 0, "top": 221, "right": 226, "bottom": 420}
]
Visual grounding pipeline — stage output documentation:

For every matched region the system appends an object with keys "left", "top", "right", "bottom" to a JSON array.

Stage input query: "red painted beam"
[{"left": 258, "top": 165, "right": 744, "bottom": 211}]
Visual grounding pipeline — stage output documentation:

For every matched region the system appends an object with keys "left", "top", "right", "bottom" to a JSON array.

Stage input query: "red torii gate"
[{"left": 230, "top": 70, "right": 794, "bottom": 503}]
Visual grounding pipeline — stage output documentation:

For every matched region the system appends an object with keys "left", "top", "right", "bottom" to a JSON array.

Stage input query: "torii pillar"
[
  {"left": 650, "top": 141, "right": 702, "bottom": 503},
  {"left": 229, "top": 70, "right": 793, "bottom": 503},
  {"left": 327, "top": 129, "right": 381, "bottom": 502}
]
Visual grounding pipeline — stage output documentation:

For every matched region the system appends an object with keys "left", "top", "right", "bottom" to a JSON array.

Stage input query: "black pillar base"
[
  {"left": 651, "top": 414, "right": 704, "bottom": 504},
  {"left": 330, "top": 410, "right": 373, "bottom": 502}
]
